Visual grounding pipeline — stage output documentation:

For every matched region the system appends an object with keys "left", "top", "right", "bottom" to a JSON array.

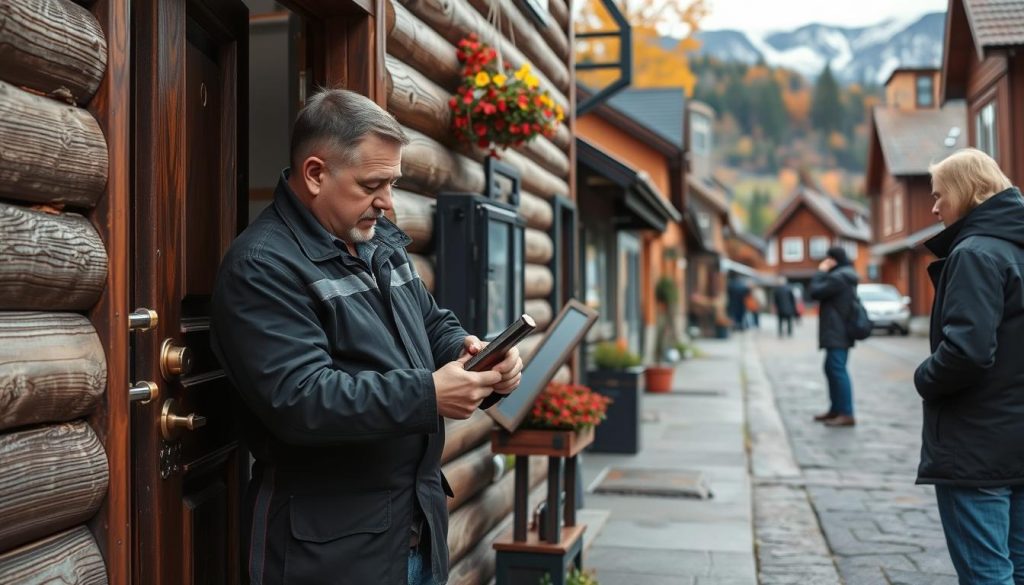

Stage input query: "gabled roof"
[
  {"left": 942, "top": 0, "right": 1024, "bottom": 100},
  {"left": 872, "top": 101, "right": 967, "bottom": 176},
  {"left": 963, "top": 0, "right": 1024, "bottom": 48},
  {"left": 765, "top": 187, "right": 872, "bottom": 242},
  {"left": 605, "top": 88, "right": 686, "bottom": 148},
  {"left": 871, "top": 223, "right": 944, "bottom": 256}
]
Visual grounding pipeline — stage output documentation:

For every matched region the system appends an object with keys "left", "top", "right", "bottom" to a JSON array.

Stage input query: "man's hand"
[
  {"left": 433, "top": 355, "right": 502, "bottom": 419},
  {"left": 457, "top": 335, "right": 523, "bottom": 395},
  {"left": 818, "top": 257, "right": 837, "bottom": 272},
  {"left": 491, "top": 346, "right": 523, "bottom": 395}
]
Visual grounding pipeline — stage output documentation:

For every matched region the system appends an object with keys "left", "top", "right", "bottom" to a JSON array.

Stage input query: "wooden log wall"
[
  {"left": 384, "top": 0, "right": 576, "bottom": 579},
  {"left": 0, "top": 423, "right": 109, "bottom": 552},
  {"left": 0, "top": 0, "right": 114, "bottom": 577},
  {"left": 0, "top": 313, "right": 107, "bottom": 432},
  {"left": 0, "top": 526, "right": 106, "bottom": 584}
]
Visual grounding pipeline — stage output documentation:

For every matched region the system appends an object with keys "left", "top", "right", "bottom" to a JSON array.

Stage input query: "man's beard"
[{"left": 347, "top": 210, "right": 383, "bottom": 243}]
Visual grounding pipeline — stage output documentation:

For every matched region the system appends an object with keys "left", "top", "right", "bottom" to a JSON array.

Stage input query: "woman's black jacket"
[{"left": 808, "top": 265, "right": 859, "bottom": 349}]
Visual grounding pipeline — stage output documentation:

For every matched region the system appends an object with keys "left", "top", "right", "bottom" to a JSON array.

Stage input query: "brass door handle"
[
  {"left": 129, "top": 381, "right": 160, "bottom": 404},
  {"left": 160, "top": 338, "right": 193, "bottom": 379},
  {"left": 160, "top": 398, "right": 207, "bottom": 440}
]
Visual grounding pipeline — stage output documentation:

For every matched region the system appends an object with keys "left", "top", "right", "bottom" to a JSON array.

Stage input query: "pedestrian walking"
[
  {"left": 727, "top": 276, "right": 749, "bottom": 331},
  {"left": 745, "top": 282, "right": 764, "bottom": 329},
  {"left": 773, "top": 280, "right": 797, "bottom": 338},
  {"left": 808, "top": 246, "right": 859, "bottom": 427},
  {"left": 210, "top": 89, "right": 523, "bottom": 585},
  {"left": 914, "top": 148, "right": 1024, "bottom": 584}
]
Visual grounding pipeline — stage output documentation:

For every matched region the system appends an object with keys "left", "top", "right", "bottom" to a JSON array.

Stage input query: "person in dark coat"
[
  {"left": 807, "top": 246, "right": 859, "bottom": 427},
  {"left": 726, "top": 276, "right": 750, "bottom": 331},
  {"left": 773, "top": 280, "right": 798, "bottom": 338},
  {"left": 913, "top": 148, "right": 1024, "bottom": 583},
  {"left": 210, "top": 90, "right": 523, "bottom": 585}
]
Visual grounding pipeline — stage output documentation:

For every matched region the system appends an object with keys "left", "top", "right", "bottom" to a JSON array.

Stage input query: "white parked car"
[{"left": 857, "top": 283, "right": 911, "bottom": 336}]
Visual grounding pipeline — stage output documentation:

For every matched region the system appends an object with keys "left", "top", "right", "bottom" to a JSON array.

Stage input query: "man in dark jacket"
[
  {"left": 808, "top": 246, "right": 859, "bottom": 427},
  {"left": 914, "top": 149, "right": 1024, "bottom": 583},
  {"left": 773, "top": 281, "right": 797, "bottom": 338},
  {"left": 210, "top": 89, "right": 523, "bottom": 585}
]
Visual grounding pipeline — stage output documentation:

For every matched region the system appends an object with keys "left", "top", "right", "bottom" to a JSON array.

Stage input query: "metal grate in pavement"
[{"left": 593, "top": 468, "right": 713, "bottom": 499}]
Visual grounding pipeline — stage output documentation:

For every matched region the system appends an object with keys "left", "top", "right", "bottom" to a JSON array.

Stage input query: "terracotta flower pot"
[{"left": 644, "top": 365, "right": 675, "bottom": 393}]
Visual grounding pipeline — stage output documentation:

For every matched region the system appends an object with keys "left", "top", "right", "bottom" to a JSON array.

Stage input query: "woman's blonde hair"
[{"left": 929, "top": 148, "right": 1012, "bottom": 217}]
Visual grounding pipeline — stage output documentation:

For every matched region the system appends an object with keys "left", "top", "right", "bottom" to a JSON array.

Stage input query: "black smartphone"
[{"left": 464, "top": 314, "right": 536, "bottom": 372}]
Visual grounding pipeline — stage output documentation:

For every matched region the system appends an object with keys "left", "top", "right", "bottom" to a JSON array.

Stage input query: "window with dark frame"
[
  {"left": 435, "top": 161, "right": 525, "bottom": 340},
  {"left": 975, "top": 101, "right": 998, "bottom": 160}
]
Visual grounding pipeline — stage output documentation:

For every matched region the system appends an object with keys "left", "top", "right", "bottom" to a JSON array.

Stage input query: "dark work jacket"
[
  {"left": 211, "top": 174, "right": 484, "bottom": 584},
  {"left": 808, "top": 265, "right": 859, "bottom": 349},
  {"left": 773, "top": 285, "right": 797, "bottom": 317},
  {"left": 914, "top": 187, "right": 1024, "bottom": 486}
]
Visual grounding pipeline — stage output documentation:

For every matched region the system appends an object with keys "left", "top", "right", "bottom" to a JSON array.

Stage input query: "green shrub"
[
  {"left": 593, "top": 341, "right": 642, "bottom": 370},
  {"left": 540, "top": 568, "right": 600, "bottom": 585}
]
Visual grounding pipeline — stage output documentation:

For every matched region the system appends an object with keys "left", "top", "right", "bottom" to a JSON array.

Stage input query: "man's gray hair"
[{"left": 290, "top": 88, "right": 409, "bottom": 169}]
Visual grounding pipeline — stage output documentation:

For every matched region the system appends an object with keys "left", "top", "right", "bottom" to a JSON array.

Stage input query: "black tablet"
[
  {"left": 486, "top": 299, "right": 599, "bottom": 432},
  {"left": 464, "top": 314, "right": 537, "bottom": 372}
]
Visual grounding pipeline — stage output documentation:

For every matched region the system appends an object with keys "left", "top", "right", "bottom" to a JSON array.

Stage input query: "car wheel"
[{"left": 899, "top": 326, "right": 910, "bottom": 336}]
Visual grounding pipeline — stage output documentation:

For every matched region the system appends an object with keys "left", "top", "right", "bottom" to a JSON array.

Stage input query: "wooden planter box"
[
  {"left": 491, "top": 426, "right": 594, "bottom": 458},
  {"left": 586, "top": 368, "right": 643, "bottom": 454}
]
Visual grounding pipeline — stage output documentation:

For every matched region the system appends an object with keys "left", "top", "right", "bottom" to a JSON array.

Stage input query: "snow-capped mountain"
[{"left": 692, "top": 12, "right": 945, "bottom": 85}]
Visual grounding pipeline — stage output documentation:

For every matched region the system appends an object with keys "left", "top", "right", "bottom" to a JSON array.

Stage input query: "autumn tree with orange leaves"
[{"left": 576, "top": 0, "right": 707, "bottom": 96}]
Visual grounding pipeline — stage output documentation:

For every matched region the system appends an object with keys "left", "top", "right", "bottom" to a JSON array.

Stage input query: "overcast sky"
[{"left": 701, "top": 0, "right": 948, "bottom": 32}]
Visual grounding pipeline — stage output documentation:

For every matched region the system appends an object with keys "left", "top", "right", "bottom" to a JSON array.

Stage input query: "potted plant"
[
  {"left": 540, "top": 567, "right": 600, "bottom": 585},
  {"left": 587, "top": 340, "right": 644, "bottom": 454},
  {"left": 449, "top": 34, "right": 564, "bottom": 157},
  {"left": 645, "top": 276, "right": 681, "bottom": 393}
]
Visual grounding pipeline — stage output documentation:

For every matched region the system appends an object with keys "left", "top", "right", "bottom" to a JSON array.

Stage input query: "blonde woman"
[{"left": 915, "top": 148, "right": 1024, "bottom": 584}]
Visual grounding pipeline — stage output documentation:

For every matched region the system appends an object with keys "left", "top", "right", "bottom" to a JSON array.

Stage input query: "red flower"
[{"left": 474, "top": 123, "right": 487, "bottom": 137}]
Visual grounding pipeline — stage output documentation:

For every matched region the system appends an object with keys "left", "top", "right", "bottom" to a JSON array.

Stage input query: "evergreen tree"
[
  {"left": 811, "top": 63, "right": 842, "bottom": 135},
  {"left": 746, "top": 189, "right": 769, "bottom": 236}
]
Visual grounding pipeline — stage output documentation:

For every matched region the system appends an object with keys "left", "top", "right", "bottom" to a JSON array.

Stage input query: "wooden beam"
[
  {"left": 0, "top": 526, "right": 105, "bottom": 583},
  {"left": 465, "top": 0, "right": 569, "bottom": 66},
  {"left": 446, "top": 455, "right": 546, "bottom": 566},
  {"left": 385, "top": 1, "right": 462, "bottom": 89},
  {"left": 0, "top": 312, "right": 106, "bottom": 432},
  {"left": 501, "top": 148, "right": 569, "bottom": 197},
  {"left": 389, "top": 188, "right": 434, "bottom": 253},
  {"left": 520, "top": 191, "right": 552, "bottom": 230},
  {"left": 524, "top": 298, "right": 553, "bottom": 329},
  {"left": 0, "top": 422, "right": 108, "bottom": 553},
  {"left": 0, "top": 203, "right": 107, "bottom": 311},
  {"left": 525, "top": 227, "right": 553, "bottom": 264},
  {"left": 0, "top": 0, "right": 108, "bottom": 104},
  {"left": 525, "top": 263, "right": 553, "bottom": 299},
  {"left": 395, "top": 0, "right": 569, "bottom": 105},
  {"left": 401, "top": 125, "right": 486, "bottom": 194},
  {"left": 548, "top": 0, "right": 569, "bottom": 33},
  {"left": 442, "top": 443, "right": 499, "bottom": 511},
  {"left": 0, "top": 81, "right": 108, "bottom": 208},
  {"left": 441, "top": 410, "right": 493, "bottom": 464}
]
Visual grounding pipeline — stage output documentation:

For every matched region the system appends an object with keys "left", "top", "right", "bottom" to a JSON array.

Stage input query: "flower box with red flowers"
[
  {"left": 449, "top": 34, "right": 564, "bottom": 155},
  {"left": 491, "top": 382, "right": 611, "bottom": 457}
]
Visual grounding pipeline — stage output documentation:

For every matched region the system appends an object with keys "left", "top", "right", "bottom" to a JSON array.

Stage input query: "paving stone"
[{"left": 752, "top": 319, "right": 954, "bottom": 585}]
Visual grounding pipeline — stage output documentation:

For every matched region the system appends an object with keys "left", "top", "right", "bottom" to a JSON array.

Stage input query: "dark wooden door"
[{"left": 132, "top": 1, "right": 248, "bottom": 583}]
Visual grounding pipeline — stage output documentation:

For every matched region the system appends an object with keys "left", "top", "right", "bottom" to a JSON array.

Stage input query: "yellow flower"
[
  {"left": 493, "top": 73, "right": 507, "bottom": 87},
  {"left": 524, "top": 74, "right": 539, "bottom": 89},
  {"left": 514, "top": 63, "right": 531, "bottom": 80},
  {"left": 475, "top": 71, "right": 491, "bottom": 87},
  {"left": 539, "top": 94, "right": 553, "bottom": 108},
  {"left": 556, "top": 105, "right": 564, "bottom": 121}
]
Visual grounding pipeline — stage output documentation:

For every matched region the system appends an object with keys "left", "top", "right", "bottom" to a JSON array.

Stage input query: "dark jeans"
[
  {"left": 778, "top": 315, "right": 793, "bottom": 337},
  {"left": 824, "top": 348, "right": 853, "bottom": 416},
  {"left": 935, "top": 485, "right": 1024, "bottom": 584},
  {"left": 408, "top": 548, "right": 435, "bottom": 585}
]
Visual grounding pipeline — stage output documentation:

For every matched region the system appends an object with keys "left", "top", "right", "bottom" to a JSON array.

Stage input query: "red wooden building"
[
  {"left": 763, "top": 186, "right": 871, "bottom": 291},
  {"left": 865, "top": 68, "right": 966, "bottom": 317}
]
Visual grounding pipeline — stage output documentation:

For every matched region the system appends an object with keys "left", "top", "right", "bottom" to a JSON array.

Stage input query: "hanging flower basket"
[{"left": 449, "top": 34, "right": 564, "bottom": 156}]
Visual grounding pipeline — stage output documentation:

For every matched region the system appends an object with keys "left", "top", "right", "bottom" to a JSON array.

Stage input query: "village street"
[{"left": 751, "top": 316, "right": 958, "bottom": 584}]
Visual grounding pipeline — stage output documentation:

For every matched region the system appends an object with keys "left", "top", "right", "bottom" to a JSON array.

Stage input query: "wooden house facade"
[
  {"left": 764, "top": 187, "right": 872, "bottom": 291},
  {"left": 942, "top": 0, "right": 1024, "bottom": 184},
  {"left": 574, "top": 88, "right": 686, "bottom": 361},
  {"left": 684, "top": 100, "right": 732, "bottom": 336},
  {"left": 865, "top": 68, "right": 966, "bottom": 317},
  {"left": 0, "top": 0, "right": 577, "bottom": 583}
]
